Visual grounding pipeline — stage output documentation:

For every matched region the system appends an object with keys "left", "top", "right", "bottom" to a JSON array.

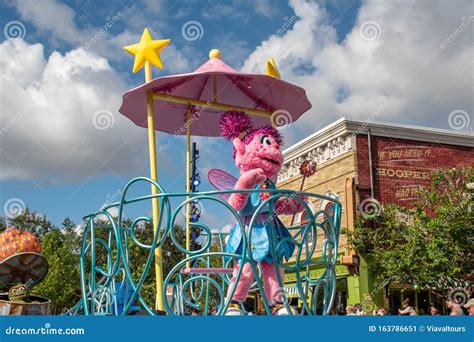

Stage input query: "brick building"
[{"left": 277, "top": 117, "right": 474, "bottom": 314}]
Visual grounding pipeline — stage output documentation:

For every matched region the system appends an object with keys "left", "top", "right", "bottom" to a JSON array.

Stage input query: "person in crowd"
[
  {"left": 354, "top": 303, "right": 365, "bottom": 315},
  {"left": 463, "top": 298, "right": 474, "bottom": 316},
  {"left": 345, "top": 305, "right": 356, "bottom": 316},
  {"left": 430, "top": 302, "right": 442, "bottom": 316},
  {"left": 447, "top": 297, "right": 465, "bottom": 316},
  {"left": 398, "top": 298, "right": 417, "bottom": 315},
  {"left": 375, "top": 308, "right": 387, "bottom": 316}
]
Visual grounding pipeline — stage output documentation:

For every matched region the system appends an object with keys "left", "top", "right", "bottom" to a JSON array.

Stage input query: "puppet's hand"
[
  {"left": 238, "top": 168, "right": 266, "bottom": 189},
  {"left": 228, "top": 168, "right": 266, "bottom": 211}
]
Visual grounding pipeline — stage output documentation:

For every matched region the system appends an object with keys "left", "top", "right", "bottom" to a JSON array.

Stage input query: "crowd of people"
[
  {"left": 344, "top": 297, "right": 474, "bottom": 316},
  {"left": 183, "top": 295, "right": 474, "bottom": 316}
]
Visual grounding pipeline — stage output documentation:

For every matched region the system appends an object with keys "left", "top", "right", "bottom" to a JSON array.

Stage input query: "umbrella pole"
[
  {"left": 145, "top": 61, "right": 165, "bottom": 311},
  {"left": 185, "top": 107, "right": 191, "bottom": 269}
]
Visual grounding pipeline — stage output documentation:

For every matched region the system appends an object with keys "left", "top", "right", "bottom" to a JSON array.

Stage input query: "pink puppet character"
[{"left": 214, "top": 111, "right": 306, "bottom": 315}]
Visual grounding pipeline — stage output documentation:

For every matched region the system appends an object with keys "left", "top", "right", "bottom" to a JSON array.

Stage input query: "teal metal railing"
[{"left": 72, "top": 176, "right": 341, "bottom": 316}]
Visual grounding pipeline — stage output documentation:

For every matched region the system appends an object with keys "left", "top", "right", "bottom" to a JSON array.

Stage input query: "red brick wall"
[{"left": 356, "top": 134, "right": 474, "bottom": 207}]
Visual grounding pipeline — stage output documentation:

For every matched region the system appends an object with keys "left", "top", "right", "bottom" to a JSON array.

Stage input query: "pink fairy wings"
[{"left": 207, "top": 169, "right": 238, "bottom": 200}]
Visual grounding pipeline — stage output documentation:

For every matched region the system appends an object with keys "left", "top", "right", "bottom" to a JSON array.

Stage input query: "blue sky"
[{"left": 0, "top": 0, "right": 472, "bottom": 228}]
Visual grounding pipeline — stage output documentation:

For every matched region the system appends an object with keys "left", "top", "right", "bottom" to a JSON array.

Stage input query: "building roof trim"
[{"left": 283, "top": 117, "right": 474, "bottom": 161}]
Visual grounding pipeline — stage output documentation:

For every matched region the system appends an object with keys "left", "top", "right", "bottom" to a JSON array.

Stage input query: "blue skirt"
[{"left": 225, "top": 213, "right": 295, "bottom": 263}]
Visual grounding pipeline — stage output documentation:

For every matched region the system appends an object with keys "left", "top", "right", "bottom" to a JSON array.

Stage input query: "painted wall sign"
[
  {"left": 376, "top": 167, "right": 431, "bottom": 181},
  {"left": 394, "top": 184, "right": 424, "bottom": 201},
  {"left": 377, "top": 146, "right": 433, "bottom": 162},
  {"left": 356, "top": 135, "right": 474, "bottom": 207}
]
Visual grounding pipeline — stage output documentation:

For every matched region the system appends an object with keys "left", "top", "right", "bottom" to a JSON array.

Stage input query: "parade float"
[{"left": 71, "top": 28, "right": 341, "bottom": 316}]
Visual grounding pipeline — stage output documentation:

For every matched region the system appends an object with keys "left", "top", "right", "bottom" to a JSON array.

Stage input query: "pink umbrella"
[{"left": 119, "top": 50, "right": 312, "bottom": 136}]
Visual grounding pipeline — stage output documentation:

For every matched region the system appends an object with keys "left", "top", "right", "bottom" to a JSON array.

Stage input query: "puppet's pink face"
[{"left": 233, "top": 133, "right": 283, "bottom": 178}]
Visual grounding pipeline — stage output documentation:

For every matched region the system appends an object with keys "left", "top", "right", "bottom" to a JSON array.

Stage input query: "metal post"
[
  {"left": 186, "top": 107, "right": 191, "bottom": 268},
  {"left": 145, "top": 61, "right": 164, "bottom": 311}
]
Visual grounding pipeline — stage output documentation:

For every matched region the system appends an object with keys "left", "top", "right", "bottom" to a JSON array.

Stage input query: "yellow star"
[
  {"left": 123, "top": 28, "right": 171, "bottom": 73},
  {"left": 266, "top": 57, "right": 281, "bottom": 79}
]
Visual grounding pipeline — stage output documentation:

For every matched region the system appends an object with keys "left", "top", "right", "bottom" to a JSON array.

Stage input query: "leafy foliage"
[
  {"left": 346, "top": 167, "right": 473, "bottom": 288},
  {"left": 9, "top": 208, "right": 57, "bottom": 237},
  {"left": 33, "top": 227, "right": 81, "bottom": 314},
  {"left": 8, "top": 207, "right": 55, "bottom": 236},
  {"left": 0, "top": 217, "right": 6, "bottom": 232}
]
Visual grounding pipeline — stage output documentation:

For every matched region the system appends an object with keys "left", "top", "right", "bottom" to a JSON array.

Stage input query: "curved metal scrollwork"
[{"left": 76, "top": 177, "right": 341, "bottom": 316}]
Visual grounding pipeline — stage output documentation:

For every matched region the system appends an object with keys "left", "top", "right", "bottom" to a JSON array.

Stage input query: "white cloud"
[
  {"left": 73, "top": 224, "right": 84, "bottom": 236},
  {"left": 10, "top": 0, "right": 194, "bottom": 73},
  {"left": 95, "top": 206, "right": 119, "bottom": 222},
  {"left": 242, "top": 0, "right": 474, "bottom": 145},
  {"left": 0, "top": 38, "right": 46, "bottom": 86},
  {"left": 0, "top": 39, "right": 149, "bottom": 184},
  {"left": 13, "top": 0, "right": 87, "bottom": 45}
]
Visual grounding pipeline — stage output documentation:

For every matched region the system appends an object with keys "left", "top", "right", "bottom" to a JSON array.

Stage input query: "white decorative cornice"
[
  {"left": 278, "top": 117, "right": 474, "bottom": 183},
  {"left": 277, "top": 132, "right": 354, "bottom": 183}
]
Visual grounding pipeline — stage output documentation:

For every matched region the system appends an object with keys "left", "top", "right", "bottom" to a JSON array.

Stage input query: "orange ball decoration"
[{"left": 0, "top": 228, "right": 42, "bottom": 262}]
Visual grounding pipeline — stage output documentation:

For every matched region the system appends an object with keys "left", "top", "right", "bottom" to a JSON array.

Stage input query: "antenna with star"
[{"left": 123, "top": 28, "right": 170, "bottom": 312}]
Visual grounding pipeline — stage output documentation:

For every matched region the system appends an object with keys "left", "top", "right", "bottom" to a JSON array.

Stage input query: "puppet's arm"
[
  {"left": 228, "top": 168, "right": 266, "bottom": 211},
  {"left": 274, "top": 195, "right": 307, "bottom": 215}
]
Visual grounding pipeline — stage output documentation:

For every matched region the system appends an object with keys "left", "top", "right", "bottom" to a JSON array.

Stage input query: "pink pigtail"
[{"left": 219, "top": 111, "right": 252, "bottom": 140}]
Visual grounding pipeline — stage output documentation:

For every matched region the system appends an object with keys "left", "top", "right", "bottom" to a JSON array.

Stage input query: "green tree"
[
  {"left": 347, "top": 167, "right": 473, "bottom": 288},
  {"left": 9, "top": 207, "right": 54, "bottom": 236},
  {"left": 61, "top": 217, "right": 77, "bottom": 234},
  {"left": 34, "top": 228, "right": 81, "bottom": 314},
  {"left": 0, "top": 217, "right": 6, "bottom": 232}
]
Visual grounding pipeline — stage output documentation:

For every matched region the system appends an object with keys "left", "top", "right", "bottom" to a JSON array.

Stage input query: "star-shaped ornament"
[{"left": 123, "top": 28, "right": 170, "bottom": 73}]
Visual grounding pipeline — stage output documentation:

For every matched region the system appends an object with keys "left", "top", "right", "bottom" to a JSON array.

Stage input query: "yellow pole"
[
  {"left": 185, "top": 107, "right": 191, "bottom": 269},
  {"left": 152, "top": 93, "right": 272, "bottom": 118},
  {"left": 145, "top": 61, "right": 164, "bottom": 311}
]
